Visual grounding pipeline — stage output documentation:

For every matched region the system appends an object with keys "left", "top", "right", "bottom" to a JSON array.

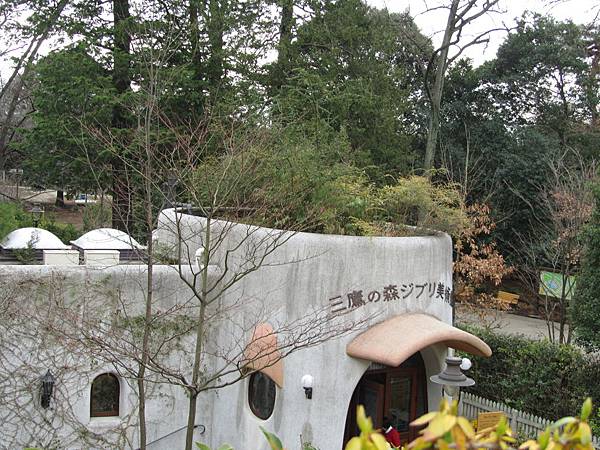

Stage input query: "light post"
[
  {"left": 30, "top": 203, "right": 44, "bottom": 227},
  {"left": 430, "top": 356, "right": 474, "bottom": 403}
]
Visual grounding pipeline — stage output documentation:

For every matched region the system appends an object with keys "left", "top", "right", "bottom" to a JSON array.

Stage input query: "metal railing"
[{"left": 136, "top": 423, "right": 206, "bottom": 449}]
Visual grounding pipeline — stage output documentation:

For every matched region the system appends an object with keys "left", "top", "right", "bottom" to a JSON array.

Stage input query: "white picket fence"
[{"left": 459, "top": 392, "right": 600, "bottom": 447}]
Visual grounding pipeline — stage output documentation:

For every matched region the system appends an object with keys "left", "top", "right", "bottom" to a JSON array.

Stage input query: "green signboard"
[{"left": 539, "top": 271, "right": 576, "bottom": 300}]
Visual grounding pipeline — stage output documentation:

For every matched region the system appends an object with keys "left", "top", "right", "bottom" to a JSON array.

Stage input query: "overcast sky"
[{"left": 367, "top": 0, "right": 599, "bottom": 66}]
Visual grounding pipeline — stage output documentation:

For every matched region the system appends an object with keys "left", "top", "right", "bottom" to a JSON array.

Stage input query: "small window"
[
  {"left": 248, "top": 372, "right": 276, "bottom": 420},
  {"left": 90, "top": 373, "right": 120, "bottom": 417}
]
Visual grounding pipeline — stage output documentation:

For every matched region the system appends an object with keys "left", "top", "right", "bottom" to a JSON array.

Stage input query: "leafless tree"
[
  {"left": 508, "top": 149, "right": 596, "bottom": 343},
  {"left": 0, "top": 0, "right": 69, "bottom": 170},
  {"left": 95, "top": 115, "right": 369, "bottom": 449},
  {"left": 416, "top": 0, "right": 506, "bottom": 171},
  {"left": 68, "top": 25, "right": 369, "bottom": 450}
]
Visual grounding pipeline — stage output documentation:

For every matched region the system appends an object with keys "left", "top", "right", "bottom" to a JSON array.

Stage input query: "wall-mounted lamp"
[
  {"left": 430, "top": 356, "right": 474, "bottom": 401},
  {"left": 301, "top": 374, "right": 313, "bottom": 399},
  {"left": 40, "top": 370, "right": 55, "bottom": 409}
]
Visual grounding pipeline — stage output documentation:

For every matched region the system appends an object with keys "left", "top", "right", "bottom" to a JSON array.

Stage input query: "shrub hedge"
[
  {"left": 0, "top": 201, "right": 80, "bottom": 243},
  {"left": 461, "top": 326, "right": 600, "bottom": 430}
]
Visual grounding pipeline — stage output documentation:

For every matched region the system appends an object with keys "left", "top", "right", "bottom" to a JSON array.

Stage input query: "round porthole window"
[{"left": 248, "top": 372, "right": 276, "bottom": 420}]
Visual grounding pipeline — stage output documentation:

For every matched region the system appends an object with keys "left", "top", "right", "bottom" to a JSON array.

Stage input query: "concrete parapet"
[
  {"left": 84, "top": 250, "right": 120, "bottom": 266},
  {"left": 43, "top": 249, "right": 80, "bottom": 266}
]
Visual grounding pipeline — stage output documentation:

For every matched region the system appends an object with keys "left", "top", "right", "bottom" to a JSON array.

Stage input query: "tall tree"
[
  {"left": 275, "top": 0, "right": 426, "bottom": 180},
  {"left": 489, "top": 14, "right": 592, "bottom": 149},
  {"left": 420, "top": 0, "right": 502, "bottom": 172},
  {"left": 271, "top": 0, "right": 295, "bottom": 92},
  {"left": 111, "top": 0, "right": 133, "bottom": 231},
  {"left": 18, "top": 46, "right": 113, "bottom": 198},
  {"left": 571, "top": 182, "right": 600, "bottom": 350},
  {"left": 0, "top": 0, "right": 69, "bottom": 170}
]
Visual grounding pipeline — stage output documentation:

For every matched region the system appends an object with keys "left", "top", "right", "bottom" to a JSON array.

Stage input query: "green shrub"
[
  {"left": 461, "top": 325, "right": 600, "bottom": 433},
  {"left": 41, "top": 219, "right": 79, "bottom": 243},
  {"left": 189, "top": 133, "right": 467, "bottom": 237},
  {"left": 82, "top": 202, "right": 111, "bottom": 232},
  {"left": 571, "top": 183, "right": 600, "bottom": 350},
  {"left": 0, "top": 202, "right": 32, "bottom": 240},
  {"left": 0, "top": 201, "right": 81, "bottom": 244}
]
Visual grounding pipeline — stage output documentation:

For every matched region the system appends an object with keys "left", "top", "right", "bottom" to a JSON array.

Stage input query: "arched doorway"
[{"left": 343, "top": 352, "right": 428, "bottom": 447}]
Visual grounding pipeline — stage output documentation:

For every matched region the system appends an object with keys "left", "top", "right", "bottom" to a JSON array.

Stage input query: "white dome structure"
[
  {"left": 0, "top": 228, "right": 70, "bottom": 250},
  {"left": 71, "top": 228, "right": 145, "bottom": 250}
]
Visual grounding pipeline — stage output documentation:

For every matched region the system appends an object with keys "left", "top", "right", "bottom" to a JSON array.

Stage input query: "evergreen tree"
[
  {"left": 19, "top": 46, "right": 113, "bottom": 196},
  {"left": 571, "top": 182, "right": 600, "bottom": 350}
]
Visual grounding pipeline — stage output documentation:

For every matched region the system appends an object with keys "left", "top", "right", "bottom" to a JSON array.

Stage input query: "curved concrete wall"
[
  {"left": 0, "top": 210, "right": 455, "bottom": 450},
  {"left": 155, "top": 208, "right": 453, "bottom": 450}
]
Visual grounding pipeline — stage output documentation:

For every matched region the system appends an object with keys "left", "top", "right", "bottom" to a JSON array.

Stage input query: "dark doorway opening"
[{"left": 343, "top": 352, "right": 428, "bottom": 447}]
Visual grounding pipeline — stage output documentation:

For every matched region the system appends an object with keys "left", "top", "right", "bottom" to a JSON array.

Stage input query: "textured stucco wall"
[
  {"left": 155, "top": 209, "right": 453, "bottom": 450},
  {"left": 0, "top": 208, "right": 454, "bottom": 450}
]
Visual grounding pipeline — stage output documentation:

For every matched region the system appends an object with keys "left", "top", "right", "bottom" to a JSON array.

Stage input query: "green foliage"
[
  {"left": 0, "top": 201, "right": 80, "bottom": 244},
  {"left": 18, "top": 45, "right": 113, "bottom": 193},
  {"left": 346, "top": 405, "right": 392, "bottom": 450},
  {"left": 0, "top": 202, "right": 32, "bottom": 240},
  {"left": 302, "top": 443, "right": 319, "bottom": 450},
  {"left": 571, "top": 183, "right": 600, "bottom": 350},
  {"left": 490, "top": 13, "right": 590, "bottom": 129},
  {"left": 188, "top": 125, "right": 365, "bottom": 233},
  {"left": 260, "top": 427, "right": 284, "bottom": 450},
  {"left": 82, "top": 202, "right": 111, "bottom": 232},
  {"left": 12, "top": 243, "right": 37, "bottom": 264},
  {"left": 152, "top": 242, "right": 179, "bottom": 265},
  {"left": 274, "top": 0, "right": 426, "bottom": 179},
  {"left": 460, "top": 325, "right": 600, "bottom": 433},
  {"left": 439, "top": 14, "right": 600, "bottom": 258},
  {"left": 408, "top": 398, "right": 594, "bottom": 450},
  {"left": 40, "top": 219, "right": 79, "bottom": 244},
  {"left": 490, "top": 128, "right": 557, "bottom": 251},
  {"left": 196, "top": 444, "right": 234, "bottom": 450},
  {"left": 377, "top": 175, "right": 467, "bottom": 235},
  {"left": 190, "top": 129, "right": 467, "bottom": 237},
  {"left": 119, "top": 314, "right": 197, "bottom": 356}
]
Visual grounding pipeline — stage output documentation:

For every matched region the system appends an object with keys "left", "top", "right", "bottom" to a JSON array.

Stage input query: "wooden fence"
[{"left": 459, "top": 392, "right": 600, "bottom": 447}]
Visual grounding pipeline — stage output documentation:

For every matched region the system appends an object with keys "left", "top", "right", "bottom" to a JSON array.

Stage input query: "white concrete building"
[{"left": 0, "top": 208, "right": 491, "bottom": 450}]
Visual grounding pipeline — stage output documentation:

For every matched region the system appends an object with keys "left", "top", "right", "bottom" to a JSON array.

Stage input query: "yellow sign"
[{"left": 477, "top": 412, "right": 506, "bottom": 432}]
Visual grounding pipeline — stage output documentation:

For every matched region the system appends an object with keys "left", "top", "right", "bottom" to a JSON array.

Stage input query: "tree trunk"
[
  {"left": 111, "top": 0, "right": 132, "bottom": 232},
  {"left": 184, "top": 299, "right": 207, "bottom": 450},
  {"left": 588, "top": 44, "right": 600, "bottom": 127},
  {"left": 424, "top": 102, "right": 441, "bottom": 172},
  {"left": 0, "top": 0, "right": 68, "bottom": 167},
  {"left": 190, "top": 0, "right": 202, "bottom": 82},
  {"left": 272, "top": 0, "right": 294, "bottom": 92},
  {"left": 423, "top": 0, "right": 459, "bottom": 172},
  {"left": 184, "top": 217, "right": 211, "bottom": 450},
  {"left": 55, "top": 190, "right": 65, "bottom": 207},
  {"left": 136, "top": 195, "right": 154, "bottom": 450},
  {"left": 206, "top": 0, "right": 225, "bottom": 103}
]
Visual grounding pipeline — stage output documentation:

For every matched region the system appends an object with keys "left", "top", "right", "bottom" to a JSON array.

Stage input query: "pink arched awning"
[
  {"left": 243, "top": 323, "right": 284, "bottom": 388},
  {"left": 346, "top": 313, "right": 492, "bottom": 366}
]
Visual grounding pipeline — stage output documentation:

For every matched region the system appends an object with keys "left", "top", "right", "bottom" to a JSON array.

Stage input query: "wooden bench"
[{"left": 497, "top": 290, "right": 519, "bottom": 306}]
